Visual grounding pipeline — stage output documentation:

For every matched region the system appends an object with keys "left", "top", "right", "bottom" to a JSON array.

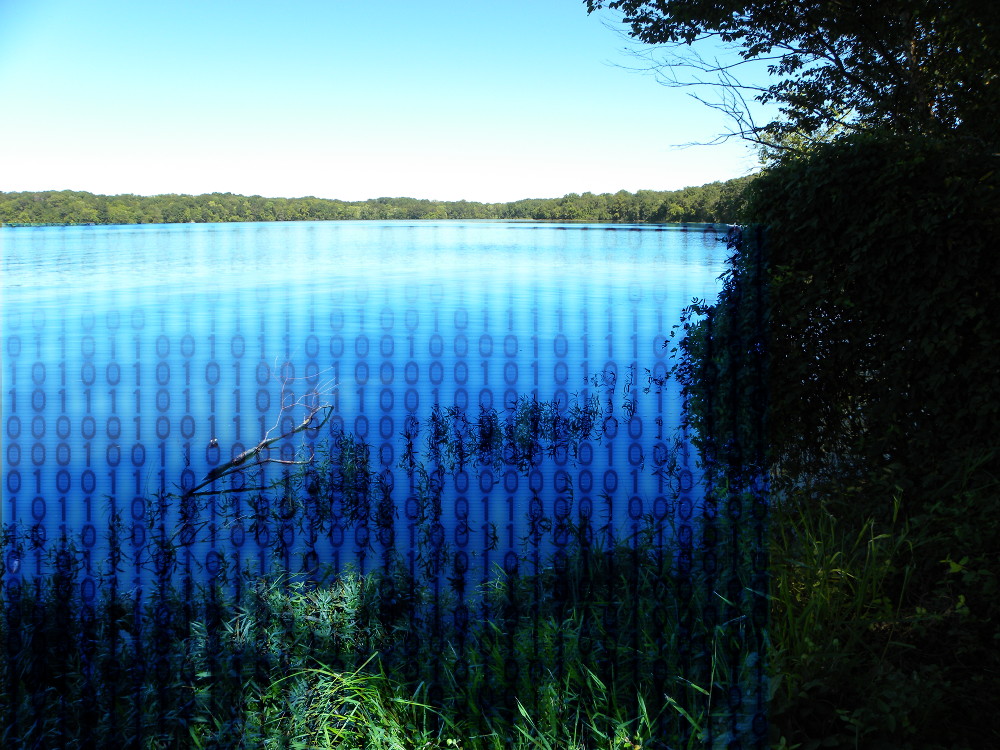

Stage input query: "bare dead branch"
[{"left": 183, "top": 404, "right": 335, "bottom": 500}]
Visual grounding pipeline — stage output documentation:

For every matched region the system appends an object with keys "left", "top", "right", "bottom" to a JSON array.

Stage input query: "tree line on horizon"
[{"left": 0, "top": 177, "right": 752, "bottom": 226}]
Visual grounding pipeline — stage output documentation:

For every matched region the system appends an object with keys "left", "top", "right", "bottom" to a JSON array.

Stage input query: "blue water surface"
[{"left": 1, "top": 220, "right": 727, "bottom": 586}]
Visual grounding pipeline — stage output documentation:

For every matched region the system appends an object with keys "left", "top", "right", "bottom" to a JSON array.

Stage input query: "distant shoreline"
[{"left": 0, "top": 177, "right": 754, "bottom": 227}]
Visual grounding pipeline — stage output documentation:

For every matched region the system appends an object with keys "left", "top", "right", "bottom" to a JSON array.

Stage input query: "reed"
[
  {"left": 1, "top": 385, "right": 766, "bottom": 748},
  {"left": 0, "top": 511, "right": 762, "bottom": 749}
]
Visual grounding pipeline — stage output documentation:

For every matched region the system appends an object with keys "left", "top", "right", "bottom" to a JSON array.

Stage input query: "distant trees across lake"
[{"left": 0, "top": 177, "right": 752, "bottom": 226}]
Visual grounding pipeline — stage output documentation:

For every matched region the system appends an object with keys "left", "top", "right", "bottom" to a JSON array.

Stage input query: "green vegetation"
[
  {"left": 587, "top": 1, "right": 1000, "bottom": 150},
  {"left": 0, "top": 535, "right": 747, "bottom": 749},
  {"left": 0, "top": 178, "right": 753, "bottom": 227},
  {"left": 1, "top": 389, "right": 762, "bottom": 749},
  {"left": 598, "top": 2, "right": 1000, "bottom": 746},
  {"left": 672, "top": 135, "right": 1000, "bottom": 748},
  {"left": 7, "top": 1, "right": 998, "bottom": 744},
  {"left": 751, "top": 135, "right": 998, "bottom": 748}
]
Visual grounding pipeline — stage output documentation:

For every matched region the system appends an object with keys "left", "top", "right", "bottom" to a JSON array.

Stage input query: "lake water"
[{"left": 1, "top": 220, "right": 728, "bottom": 586}]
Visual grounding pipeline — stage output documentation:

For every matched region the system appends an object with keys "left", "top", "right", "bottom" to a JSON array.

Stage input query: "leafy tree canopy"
[
  {"left": 0, "top": 179, "right": 754, "bottom": 227},
  {"left": 587, "top": 0, "right": 1000, "bottom": 149}
]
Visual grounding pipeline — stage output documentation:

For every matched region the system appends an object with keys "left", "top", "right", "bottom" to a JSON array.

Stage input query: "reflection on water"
[{"left": 1, "top": 220, "right": 726, "bottom": 582}]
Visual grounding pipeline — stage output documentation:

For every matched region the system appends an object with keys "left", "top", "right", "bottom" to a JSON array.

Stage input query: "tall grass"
[
  {"left": 767, "top": 474, "right": 1000, "bottom": 749},
  {"left": 0, "top": 510, "right": 764, "bottom": 749},
  {"left": 1, "top": 384, "right": 767, "bottom": 749}
]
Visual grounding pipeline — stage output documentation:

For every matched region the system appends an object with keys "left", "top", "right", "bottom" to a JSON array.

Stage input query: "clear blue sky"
[{"left": 0, "top": 0, "right": 762, "bottom": 202}]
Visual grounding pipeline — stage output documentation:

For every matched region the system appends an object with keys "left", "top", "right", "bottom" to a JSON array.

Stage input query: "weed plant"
[
  {"left": 0, "top": 515, "right": 763, "bottom": 749},
  {"left": 674, "top": 216, "right": 1000, "bottom": 748},
  {"left": 1, "top": 376, "right": 766, "bottom": 748}
]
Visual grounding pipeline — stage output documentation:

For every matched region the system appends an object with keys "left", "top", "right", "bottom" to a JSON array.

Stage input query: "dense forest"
[
  {"left": 596, "top": 0, "right": 1000, "bottom": 747},
  {"left": 0, "top": 177, "right": 752, "bottom": 226}
]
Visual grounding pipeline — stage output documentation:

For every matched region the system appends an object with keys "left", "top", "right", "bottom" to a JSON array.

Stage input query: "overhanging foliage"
[{"left": 588, "top": 0, "right": 1000, "bottom": 148}]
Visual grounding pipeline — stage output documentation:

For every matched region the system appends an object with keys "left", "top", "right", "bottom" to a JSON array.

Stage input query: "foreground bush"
[
  {"left": 675, "top": 132, "right": 1000, "bottom": 748},
  {"left": 1, "top": 524, "right": 762, "bottom": 749}
]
